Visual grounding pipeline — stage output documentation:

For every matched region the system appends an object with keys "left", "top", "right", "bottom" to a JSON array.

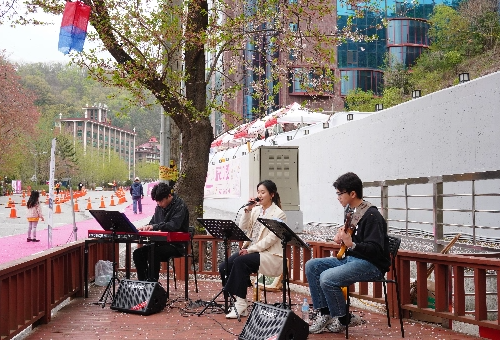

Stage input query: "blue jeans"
[
  {"left": 305, "top": 256, "right": 382, "bottom": 317},
  {"left": 132, "top": 197, "right": 142, "bottom": 213}
]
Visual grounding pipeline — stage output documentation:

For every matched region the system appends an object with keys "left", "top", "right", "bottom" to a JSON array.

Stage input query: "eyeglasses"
[{"left": 336, "top": 191, "right": 347, "bottom": 196}]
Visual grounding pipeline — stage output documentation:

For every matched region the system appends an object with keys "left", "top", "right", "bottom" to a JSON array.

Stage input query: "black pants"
[
  {"left": 218, "top": 252, "right": 260, "bottom": 299},
  {"left": 133, "top": 244, "right": 183, "bottom": 282}
]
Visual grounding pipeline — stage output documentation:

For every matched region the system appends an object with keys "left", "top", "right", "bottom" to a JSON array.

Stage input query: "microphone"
[{"left": 240, "top": 197, "right": 260, "bottom": 209}]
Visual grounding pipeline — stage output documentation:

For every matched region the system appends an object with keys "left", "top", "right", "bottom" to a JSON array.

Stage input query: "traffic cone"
[
  {"left": 9, "top": 205, "right": 18, "bottom": 218},
  {"left": 109, "top": 195, "right": 116, "bottom": 206},
  {"left": 22, "top": 191, "right": 26, "bottom": 198},
  {"left": 86, "top": 197, "right": 92, "bottom": 210},
  {"left": 45, "top": 194, "right": 49, "bottom": 204},
  {"left": 6, "top": 196, "right": 13, "bottom": 208},
  {"left": 74, "top": 199, "right": 80, "bottom": 212},
  {"left": 55, "top": 202, "right": 62, "bottom": 214},
  {"left": 99, "top": 196, "right": 106, "bottom": 208},
  {"left": 21, "top": 197, "right": 26, "bottom": 206}
]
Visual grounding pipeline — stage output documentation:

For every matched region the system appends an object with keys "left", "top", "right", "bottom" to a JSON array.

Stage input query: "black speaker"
[
  {"left": 110, "top": 280, "right": 167, "bottom": 315},
  {"left": 239, "top": 302, "right": 309, "bottom": 340}
]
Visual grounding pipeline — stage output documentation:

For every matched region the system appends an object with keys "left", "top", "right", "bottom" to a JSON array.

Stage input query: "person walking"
[
  {"left": 130, "top": 177, "right": 144, "bottom": 214},
  {"left": 26, "top": 190, "right": 44, "bottom": 242}
]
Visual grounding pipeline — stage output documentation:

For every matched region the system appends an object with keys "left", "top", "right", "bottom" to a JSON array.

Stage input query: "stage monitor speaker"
[
  {"left": 239, "top": 302, "right": 308, "bottom": 340},
  {"left": 110, "top": 279, "right": 167, "bottom": 316}
]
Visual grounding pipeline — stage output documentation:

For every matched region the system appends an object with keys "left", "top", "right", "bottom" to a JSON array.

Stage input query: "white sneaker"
[
  {"left": 225, "top": 306, "right": 249, "bottom": 319},
  {"left": 309, "top": 314, "right": 332, "bottom": 334},
  {"left": 326, "top": 317, "right": 346, "bottom": 333}
]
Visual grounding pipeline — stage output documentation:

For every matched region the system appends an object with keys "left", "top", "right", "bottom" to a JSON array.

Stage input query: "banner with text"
[{"left": 204, "top": 158, "right": 241, "bottom": 198}]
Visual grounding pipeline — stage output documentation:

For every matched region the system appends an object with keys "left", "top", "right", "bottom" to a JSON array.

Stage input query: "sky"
[{"left": 0, "top": 13, "right": 72, "bottom": 64}]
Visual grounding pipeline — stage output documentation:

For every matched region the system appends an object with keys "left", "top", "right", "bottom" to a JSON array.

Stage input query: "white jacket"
[{"left": 239, "top": 202, "right": 287, "bottom": 277}]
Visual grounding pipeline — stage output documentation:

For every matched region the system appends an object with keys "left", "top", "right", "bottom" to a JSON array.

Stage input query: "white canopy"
[{"left": 277, "top": 103, "right": 330, "bottom": 124}]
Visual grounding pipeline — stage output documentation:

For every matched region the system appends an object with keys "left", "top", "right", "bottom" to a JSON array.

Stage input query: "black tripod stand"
[
  {"left": 196, "top": 219, "right": 250, "bottom": 318},
  {"left": 89, "top": 210, "right": 140, "bottom": 308},
  {"left": 258, "top": 218, "right": 311, "bottom": 310}
]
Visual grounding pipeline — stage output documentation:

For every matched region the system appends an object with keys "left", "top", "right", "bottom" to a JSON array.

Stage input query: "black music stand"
[
  {"left": 257, "top": 218, "right": 310, "bottom": 310},
  {"left": 89, "top": 210, "right": 138, "bottom": 307},
  {"left": 196, "top": 218, "right": 250, "bottom": 319}
]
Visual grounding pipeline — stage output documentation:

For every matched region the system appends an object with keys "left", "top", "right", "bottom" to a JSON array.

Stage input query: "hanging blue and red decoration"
[{"left": 58, "top": 1, "right": 91, "bottom": 54}]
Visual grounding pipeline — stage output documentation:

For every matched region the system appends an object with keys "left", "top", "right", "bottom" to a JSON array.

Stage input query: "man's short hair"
[
  {"left": 333, "top": 172, "right": 363, "bottom": 199},
  {"left": 151, "top": 183, "right": 173, "bottom": 201}
]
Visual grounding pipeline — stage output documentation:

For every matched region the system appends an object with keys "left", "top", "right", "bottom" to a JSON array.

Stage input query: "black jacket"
[
  {"left": 130, "top": 182, "right": 144, "bottom": 198},
  {"left": 149, "top": 194, "right": 189, "bottom": 233},
  {"left": 348, "top": 205, "right": 391, "bottom": 274}
]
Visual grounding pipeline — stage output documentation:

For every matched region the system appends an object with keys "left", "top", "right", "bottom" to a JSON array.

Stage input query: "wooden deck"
[{"left": 24, "top": 279, "right": 482, "bottom": 340}]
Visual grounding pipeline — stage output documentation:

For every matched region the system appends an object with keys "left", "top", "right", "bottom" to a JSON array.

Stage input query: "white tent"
[{"left": 277, "top": 102, "right": 330, "bottom": 124}]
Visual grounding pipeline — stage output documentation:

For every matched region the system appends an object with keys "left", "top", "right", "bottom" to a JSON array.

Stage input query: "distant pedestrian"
[
  {"left": 26, "top": 191, "right": 44, "bottom": 242},
  {"left": 78, "top": 182, "right": 83, "bottom": 191},
  {"left": 55, "top": 182, "right": 60, "bottom": 195},
  {"left": 130, "top": 177, "right": 144, "bottom": 214}
]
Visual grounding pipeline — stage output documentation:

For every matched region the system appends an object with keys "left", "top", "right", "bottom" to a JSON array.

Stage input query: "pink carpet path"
[{"left": 0, "top": 185, "right": 158, "bottom": 266}]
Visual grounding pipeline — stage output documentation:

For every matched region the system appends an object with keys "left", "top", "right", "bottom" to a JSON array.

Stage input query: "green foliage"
[
  {"left": 135, "top": 162, "right": 160, "bottom": 182},
  {"left": 345, "top": 89, "right": 377, "bottom": 112}
]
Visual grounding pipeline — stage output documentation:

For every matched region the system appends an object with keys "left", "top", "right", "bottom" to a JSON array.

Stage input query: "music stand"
[
  {"left": 196, "top": 218, "right": 250, "bottom": 318},
  {"left": 257, "top": 218, "right": 310, "bottom": 310},
  {"left": 89, "top": 210, "right": 138, "bottom": 307}
]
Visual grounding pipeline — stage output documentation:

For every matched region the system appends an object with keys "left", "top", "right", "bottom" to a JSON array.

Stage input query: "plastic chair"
[
  {"left": 345, "top": 236, "right": 404, "bottom": 338},
  {"left": 167, "top": 226, "right": 199, "bottom": 297}
]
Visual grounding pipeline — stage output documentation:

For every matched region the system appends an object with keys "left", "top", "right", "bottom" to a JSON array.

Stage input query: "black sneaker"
[
  {"left": 27, "top": 238, "right": 32, "bottom": 242},
  {"left": 32, "top": 239, "right": 40, "bottom": 242}
]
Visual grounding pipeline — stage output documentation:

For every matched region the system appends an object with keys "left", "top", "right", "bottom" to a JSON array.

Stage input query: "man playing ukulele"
[{"left": 305, "top": 172, "right": 391, "bottom": 334}]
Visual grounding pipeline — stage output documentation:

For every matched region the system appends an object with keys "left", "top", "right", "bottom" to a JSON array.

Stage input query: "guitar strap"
[{"left": 349, "top": 201, "right": 372, "bottom": 229}]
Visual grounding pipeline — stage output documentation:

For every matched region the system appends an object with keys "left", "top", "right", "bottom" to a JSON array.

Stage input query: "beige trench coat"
[{"left": 240, "top": 203, "right": 287, "bottom": 277}]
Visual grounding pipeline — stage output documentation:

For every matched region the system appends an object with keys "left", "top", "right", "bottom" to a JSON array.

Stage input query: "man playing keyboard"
[{"left": 133, "top": 183, "right": 189, "bottom": 282}]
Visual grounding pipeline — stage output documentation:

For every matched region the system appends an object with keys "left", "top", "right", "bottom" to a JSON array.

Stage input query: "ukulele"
[{"left": 336, "top": 205, "right": 355, "bottom": 259}]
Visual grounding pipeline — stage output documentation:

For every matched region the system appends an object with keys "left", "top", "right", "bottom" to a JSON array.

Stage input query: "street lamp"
[{"left": 412, "top": 90, "right": 421, "bottom": 99}]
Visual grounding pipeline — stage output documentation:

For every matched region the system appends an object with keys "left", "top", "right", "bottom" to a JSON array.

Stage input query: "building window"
[
  {"left": 288, "top": 67, "right": 334, "bottom": 95},
  {"left": 77, "top": 122, "right": 83, "bottom": 126},
  {"left": 77, "top": 130, "right": 82, "bottom": 137},
  {"left": 340, "top": 69, "right": 383, "bottom": 95}
]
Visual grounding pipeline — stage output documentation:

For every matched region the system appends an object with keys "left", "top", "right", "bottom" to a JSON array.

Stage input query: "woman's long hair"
[
  {"left": 257, "top": 180, "right": 281, "bottom": 209},
  {"left": 27, "top": 191, "right": 40, "bottom": 209}
]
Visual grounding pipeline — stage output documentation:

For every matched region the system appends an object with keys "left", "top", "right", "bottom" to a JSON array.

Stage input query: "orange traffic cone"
[
  {"left": 99, "top": 196, "right": 106, "bottom": 208},
  {"left": 74, "top": 199, "right": 80, "bottom": 212},
  {"left": 22, "top": 191, "right": 26, "bottom": 198},
  {"left": 21, "top": 198, "right": 26, "bottom": 206},
  {"left": 109, "top": 195, "right": 116, "bottom": 206},
  {"left": 86, "top": 197, "right": 92, "bottom": 210},
  {"left": 55, "top": 202, "right": 62, "bottom": 214},
  {"left": 9, "top": 205, "right": 18, "bottom": 218},
  {"left": 6, "top": 196, "right": 13, "bottom": 208}
]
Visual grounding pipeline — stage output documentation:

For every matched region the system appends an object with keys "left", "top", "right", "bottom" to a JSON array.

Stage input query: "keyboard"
[{"left": 87, "top": 230, "right": 190, "bottom": 242}]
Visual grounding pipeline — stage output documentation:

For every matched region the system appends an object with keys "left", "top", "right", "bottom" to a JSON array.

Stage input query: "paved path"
[{"left": 0, "top": 185, "right": 236, "bottom": 266}]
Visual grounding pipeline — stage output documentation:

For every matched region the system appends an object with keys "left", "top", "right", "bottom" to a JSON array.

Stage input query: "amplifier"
[
  {"left": 239, "top": 302, "right": 308, "bottom": 340},
  {"left": 110, "top": 279, "right": 167, "bottom": 316}
]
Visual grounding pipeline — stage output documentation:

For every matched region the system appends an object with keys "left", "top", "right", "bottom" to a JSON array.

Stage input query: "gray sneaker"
[
  {"left": 348, "top": 313, "right": 364, "bottom": 327},
  {"left": 309, "top": 314, "right": 332, "bottom": 334},
  {"left": 326, "top": 317, "right": 346, "bottom": 333}
]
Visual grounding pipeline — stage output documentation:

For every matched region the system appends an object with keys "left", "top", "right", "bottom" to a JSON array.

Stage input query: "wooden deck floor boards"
[{"left": 25, "top": 279, "right": 482, "bottom": 339}]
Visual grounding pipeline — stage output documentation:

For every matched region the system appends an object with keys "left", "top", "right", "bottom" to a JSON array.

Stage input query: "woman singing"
[{"left": 219, "top": 179, "right": 287, "bottom": 319}]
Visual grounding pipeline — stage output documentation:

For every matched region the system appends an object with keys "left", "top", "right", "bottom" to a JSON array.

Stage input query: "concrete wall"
[{"left": 204, "top": 72, "right": 500, "bottom": 224}]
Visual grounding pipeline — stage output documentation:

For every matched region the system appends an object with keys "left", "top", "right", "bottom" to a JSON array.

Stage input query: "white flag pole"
[{"left": 47, "top": 138, "right": 56, "bottom": 249}]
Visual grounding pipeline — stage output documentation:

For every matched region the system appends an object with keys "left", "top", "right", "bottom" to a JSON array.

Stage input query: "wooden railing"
[
  {"left": 1, "top": 236, "right": 499, "bottom": 339},
  {"left": 0, "top": 242, "right": 92, "bottom": 340}
]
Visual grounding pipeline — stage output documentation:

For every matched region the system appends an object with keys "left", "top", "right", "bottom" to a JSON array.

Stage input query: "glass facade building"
[{"left": 337, "top": 0, "right": 453, "bottom": 96}]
